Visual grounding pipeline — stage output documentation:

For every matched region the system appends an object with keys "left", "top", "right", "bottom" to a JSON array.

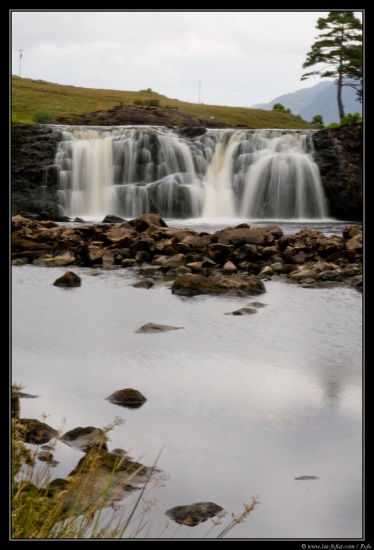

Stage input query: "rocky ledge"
[
  {"left": 50, "top": 103, "right": 230, "bottom": 129},
  {"left": 11, "top": 213, "right": 363, "bottom": 293}
]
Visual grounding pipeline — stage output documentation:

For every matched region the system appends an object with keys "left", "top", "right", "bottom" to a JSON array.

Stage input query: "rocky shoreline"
[{"left": 11, "top": 213, "right": 362, "bottom": 293}]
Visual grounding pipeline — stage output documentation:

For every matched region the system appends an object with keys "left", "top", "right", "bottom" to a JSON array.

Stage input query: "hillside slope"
[{"left": 11, "top": 76, "right": 314, "bottom": 129}]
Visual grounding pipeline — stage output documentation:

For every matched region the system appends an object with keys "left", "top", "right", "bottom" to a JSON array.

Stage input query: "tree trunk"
[{"left": 337, "top": 72, "right": 345, "bottom": 119}]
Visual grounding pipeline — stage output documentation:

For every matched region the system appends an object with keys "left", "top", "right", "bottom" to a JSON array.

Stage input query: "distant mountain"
[{"left": 251, "top": 81, "right": 362, "bottom": 125}]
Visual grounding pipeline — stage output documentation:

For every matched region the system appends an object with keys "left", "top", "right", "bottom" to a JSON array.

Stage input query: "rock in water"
[
  {"left": 165, "top": 502, "right": 224, "bottom": 526},
  {"left": 106, "top": 388, "right": 147, "bottom": 408},
  {"left": 135, "top": 323, "right": 184, "bottom": 333},
  {"left": 53, "top": 271, "right": 81, "bottom": 287}
]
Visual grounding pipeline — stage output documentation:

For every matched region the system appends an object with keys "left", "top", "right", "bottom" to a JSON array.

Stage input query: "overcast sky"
[{"left": 10, "top": 10, "right": 364, "bottom": 108}]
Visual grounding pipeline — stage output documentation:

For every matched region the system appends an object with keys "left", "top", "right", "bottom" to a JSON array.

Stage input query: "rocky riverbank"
[{"left": 11, "top": 213, "right": 363, "bottom": 293}]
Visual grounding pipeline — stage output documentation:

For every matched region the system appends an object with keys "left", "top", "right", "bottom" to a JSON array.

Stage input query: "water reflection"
[{"left": 11, "top": 260, "right": 362, "bottom": 538}]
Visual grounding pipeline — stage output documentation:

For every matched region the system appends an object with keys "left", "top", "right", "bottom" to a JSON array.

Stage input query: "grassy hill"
[{"left": 11, "top": 75, "right": 315, "bottom": 129}]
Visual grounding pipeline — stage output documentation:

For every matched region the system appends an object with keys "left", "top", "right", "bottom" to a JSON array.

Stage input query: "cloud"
[{"left": 11, "top": 10, "right": 364, "bottom": 106}]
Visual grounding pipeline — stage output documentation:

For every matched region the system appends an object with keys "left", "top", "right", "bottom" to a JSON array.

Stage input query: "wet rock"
[
  {"left": 132, "top": 279, "right": 154, "bottom": 289},
  {"left": 160, "top": 253, "right": 186, "bottom": 271},
  {"left": 37, "top": 450, "right": 59, "bottom": 466},
  {"left": 111, "top": 448, "right": 128, "bottom": 457},
  {"left": 106, "top": 388, "right": 147, "bottom": 408},
  {"left": 52, "top": 271, "right": 81, "bottom": 287},
  {"left": 135, "top": 322, "right": 184, "bottom": 333},
  {"left": 342, "top": 224, "right": 362, "bottom": 239},
  {"left": 186, "top": 261, "right": 203, "bottom": 272},
  {"left": 102, "top": 225, "right": 137, "bottom": 246},
  {"left": 58, "top": 446, "right": 151, "bottom": 514},
  {"left": 215, "top": 226, "right": 283, "bottom": 246},
  {"left": 222, "top": 260, "right": 237, "bottom": 273},
  {"left": 11, "top": 216, "right": 362, "bottom": 289},
  {"left": 60, "top": 426, "right": 108, "bottom": 452},
  {"left": 177, "top": 126, "right": 207, "bottom": 138},
  {"left": 172, "top": 273, "right": 266, "bottom": 297},
  {"left": 18, "top": 418, "right": 58, "bottom": 445},
  {"left": 102, "top": 214, "right": 126, "bottom": 223},
  {"left": 225, "top": 307, "right": 258, "bottom": 315},
  {"left": 11, "top": 388, "right": 39, "bottom": 419},
  {"left": 165, "top": 501, "right": 224, "bottom": 526},
  {"left": 312, "top": 124, "right": 362, "bottom": 221},
  {"left": 294, "top": 475, "right": 319, "bottom": 480},
  {"left": 34, "top": 251, "right": 76, "bottom": 267},
  {"left": 47, "top": 477, "right": 71, "bottom": 498},
  {"left": 258, "top": 265, "right": 273, "bottom": 277},
  {"left": 129, "top": 213, "right": 168, "bottom": 232}
]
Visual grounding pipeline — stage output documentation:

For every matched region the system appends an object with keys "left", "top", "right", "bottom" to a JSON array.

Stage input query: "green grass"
[{"left": 11, "top": 75, "right": 315, "bottom": 129}]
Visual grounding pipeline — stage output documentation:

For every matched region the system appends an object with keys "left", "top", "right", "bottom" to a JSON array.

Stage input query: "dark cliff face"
[
  {"left": 11, "top": 124, "right": 62, "bottom": 220},
  {"left": 312, "top": 123, "right": 363, "bottom": 221},
  {"left": 11, "top": 122, "right": 363, "bottom": 222}
]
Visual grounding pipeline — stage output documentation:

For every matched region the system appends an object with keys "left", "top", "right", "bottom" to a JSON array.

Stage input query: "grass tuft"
[{"left": 11, "top": 383, "right": 259, "bottom": 539}]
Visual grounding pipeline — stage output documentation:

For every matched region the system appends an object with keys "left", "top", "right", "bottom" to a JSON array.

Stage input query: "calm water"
[{"left": 11, "top": 219, "right": 363, "bottom": 540}]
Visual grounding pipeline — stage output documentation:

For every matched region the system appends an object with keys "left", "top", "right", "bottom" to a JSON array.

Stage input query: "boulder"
[
  {"left": 165, "top": 501, "right": 224, "bottom": 526},
  {"left": 106, "top": 388, "right": 147, "bottom": 409},
  {"left": 60, "top": 426, "right": 108, "bottom": 452},
  {"left": 18, "top": 418, "right": 58, "bottom": 445},
  {"left": 171, "top": 273, "right": 266, "bottom": 297},
  {"left": 53, "top": 271, "right": 81, "bottom": 287}
]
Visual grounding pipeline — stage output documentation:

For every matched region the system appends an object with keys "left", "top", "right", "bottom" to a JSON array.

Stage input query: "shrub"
[
  {"left": 272, "top": 103, "right": 285, "bottom": 111},
  {"left": 340, "top": 112, "right": 362, "bottom": 125},
  {"left": 133, "top": 99, "right": 160, "bottom": 107},
  {"left": 34, "top": 110, "right": 54, "bottom": 124},
  {"left": 312, "top": 114, "right": 325, "bottom": 128}
]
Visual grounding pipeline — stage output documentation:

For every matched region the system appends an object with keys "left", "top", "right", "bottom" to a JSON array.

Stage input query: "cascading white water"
[
  {"left": 53, "top": 126, "right": 328, "bottom": 221},
  {"left": 56, "top": 129, "right": 115, "bottom": 219},
  {"left": 202, "top": 134, "right": 237, "bottom": 217},
  {"left": 238, "top": 132, "right": 328, "bottom": 219}
]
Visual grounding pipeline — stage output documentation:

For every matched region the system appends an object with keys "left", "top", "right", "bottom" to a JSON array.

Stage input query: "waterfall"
[{"left": 53, "top": 126, "right": 328, "bottom": 221}]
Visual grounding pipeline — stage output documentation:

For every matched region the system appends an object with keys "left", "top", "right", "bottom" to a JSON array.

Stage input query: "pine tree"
[{"left": 301, "top": 11, "right": 363, "bottom": 120}]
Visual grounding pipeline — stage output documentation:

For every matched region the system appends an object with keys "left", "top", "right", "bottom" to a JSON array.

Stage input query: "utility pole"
[
  {"left": 19, "top": 49, "right": 23, "bottom": 77},
  {"left": 198, "top": 81, "right": 201, "bottom": 104}
]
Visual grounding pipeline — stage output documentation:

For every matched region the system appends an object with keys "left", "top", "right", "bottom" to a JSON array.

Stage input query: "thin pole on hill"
[{"left": 19, "top": 49, "right": 23, "bottom": 77}]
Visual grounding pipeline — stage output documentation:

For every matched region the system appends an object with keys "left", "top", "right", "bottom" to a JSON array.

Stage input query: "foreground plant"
[{"left": 11, "top": 385, "right": 259, "bottom": 539}]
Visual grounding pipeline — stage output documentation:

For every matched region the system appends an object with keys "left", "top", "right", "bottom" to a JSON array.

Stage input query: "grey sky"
[{"left": 10, "top": 10, "right": 364, "bottom": 107}]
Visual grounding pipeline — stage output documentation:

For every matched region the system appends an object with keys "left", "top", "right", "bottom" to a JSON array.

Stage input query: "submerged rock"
[
  {"left": 225, "top": 307, "right": 258, "bottom": 315},
  {"left": 135, "top": 323, "right": 184, "bottom": 333},
  {"left": 37, "top": 450, "right": 59, "bottom": 466},
  {"left": 132, "top": 278, "right": 154, "bottom": 289},
  {"left": 294, "top": 475, "right": 319, "bottom": 480}
]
